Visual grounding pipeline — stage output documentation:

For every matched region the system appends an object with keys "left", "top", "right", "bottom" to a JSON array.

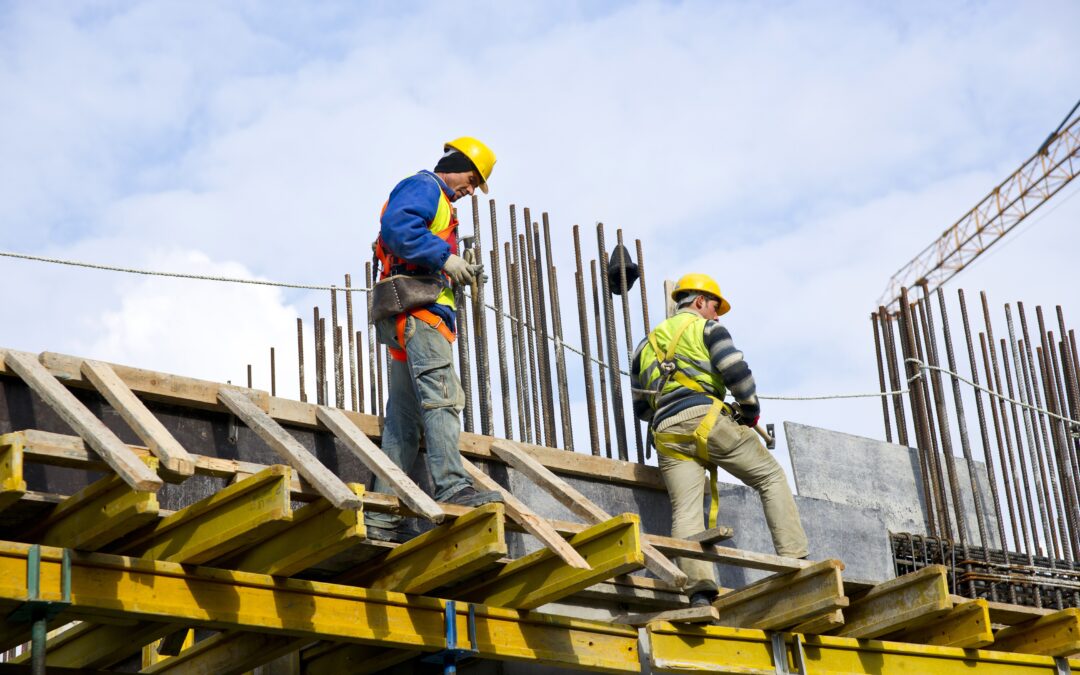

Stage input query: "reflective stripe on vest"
[{"left": 638, "top": 312, "right": 727, "bottom": 409}]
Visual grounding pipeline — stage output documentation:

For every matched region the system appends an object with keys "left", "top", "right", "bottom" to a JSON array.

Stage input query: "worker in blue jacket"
[{"left": 366, "top": 137, "right": 503, "bottom": 542}]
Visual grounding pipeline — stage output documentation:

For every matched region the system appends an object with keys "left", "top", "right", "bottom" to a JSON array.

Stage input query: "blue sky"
[{"left": 1, "top": 0, "right": 1078, "bottom": 467}]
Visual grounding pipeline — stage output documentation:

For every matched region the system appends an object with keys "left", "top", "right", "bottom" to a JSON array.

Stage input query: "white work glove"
[{"left": 443, "top": 253, "right": 484, "bottom": 285}]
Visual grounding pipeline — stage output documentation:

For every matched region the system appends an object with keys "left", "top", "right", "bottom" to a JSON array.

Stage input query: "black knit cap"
[{"left": 434, "top": 150, "right": 478, "bottom": 174}]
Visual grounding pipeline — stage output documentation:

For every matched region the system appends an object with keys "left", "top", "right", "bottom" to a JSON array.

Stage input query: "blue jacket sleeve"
[{"left": 379, "top": 173, "right": 452, "bottom": 272}]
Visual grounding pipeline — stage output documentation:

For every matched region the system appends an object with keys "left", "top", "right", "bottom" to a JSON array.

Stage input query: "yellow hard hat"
[
  {"left": 671, "top": 273, "right": 731, "bottom": 316},
  {"left": 444, "top": 136, "right": 496, "bottom": 194}
]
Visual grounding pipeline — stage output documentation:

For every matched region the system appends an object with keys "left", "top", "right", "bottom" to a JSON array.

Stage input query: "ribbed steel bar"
[
  {"left": 598, "top": 223, "right": 629, "bottom": 461},
  {"left": 898, "top": 290, "right": 938, "bottom": 536},
  {"left": 1019, "top": 304, "right": 1065, "bottom": 560},
  {"left": 879, "top": 307, "right": 909, "bottom": 446},
  {"left": 355, "top": 330, "right": 364, "bottom": 414},
  {"left": 506, "top": 244, "right": 530, "bottom": 442},
  {"left": 270, "top": 347, "right": 276, "bottom": 397},
  {"left": 528, "top": 216, "right": 557, "bottom": 446},
  {"left": 508, "top": 206, "right": 535, "bottom": 443},
  {"left": 591, "top": 260, "right": 614, "bottom": 459},
  {"left": 247, "top": 364, "right": 252, "bottom": 389},
  {"left": 522, "top": 221, "right": 549, "bottom": 445},
  {"left": 913, "top": 297, "right": 952, "bottom": 539},
  {"left": 980, "top": 331, "right": 1025, "bottom": 563},
  {"left": 1047, "top": 335, "right": 1080, "bottom": 606},
  {"left": 1039, "top": 333, "right": 1079, "bottom": 561},
  {"left": 454, "top": 272, "right": 474, "bottom": 433},
  {"left": 345, "top": 274, "right": 358, "bottom": 412},
  {"left": 573, "top": 226, "right": 600, "bottom": 456},
  {"left": 469, "top": 199, "right": 493, "bottom": 438},
  {"left": 872, "top": 311, "right": 893, "bottom": 443},
  {"left": 296, "top": 317, "right": 307, "bottom": 403},
  {"left": 518, "top": 232, "right": 541, "bottom": 444},
  {"left": 1000, "top": 334, "right": 1042, "bottom": 559},
  {"left": 331, "top": 287, "right": 344, "bottom": 409},
  {"left": 366, "top": 262, "right": 383, "bottom": 418},
  {"left": 544, "top": 213, "right": 573, "bottom": 451},
  {"left": 1056, "top": 336, "right": 1080, "bottom": 536},
  {"left": 1057, "top": 309, "right": 1080, "bottom": 536},
  {"left": 314, "top": 306, "right": 325, "bottom": 406},
  {"left": 616, "top": 229, "right": 644, "bottom": 463},
  {"left": 635, "top": 238, "right": 652, "bottom": 460},
  {"left": 318, "top": 317, "right": 328, "bottom": 405},
  {"left": 488, "top": 201, "right": 513, "bottom": 440},
  {"left": 1069, "top": 329, "right": 1080, "bottom": 525}
]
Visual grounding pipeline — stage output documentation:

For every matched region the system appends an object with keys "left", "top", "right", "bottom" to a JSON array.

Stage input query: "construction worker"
[
  {"left": 631, "top": 273, "right": 809, "bottom": 606},
  {"left": 365, "top": 137, "right": 503, "bottom": 542}
]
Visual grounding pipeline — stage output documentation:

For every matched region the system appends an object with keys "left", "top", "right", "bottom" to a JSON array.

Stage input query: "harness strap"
[
  {"left": 388, "top": 309, "right": 457, "bottom": 362},
  {"left": 653, "top": 399, "right": 730, "bottom": 529},
  {"left": 645, "top": 316, "right": 701, "bottom": 409}
]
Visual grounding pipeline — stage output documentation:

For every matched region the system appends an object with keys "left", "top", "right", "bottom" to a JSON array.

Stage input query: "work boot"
[
  {"left": 689, "top": 591, "right": 718, "bottom": 608},
  {"left": 364, "top": 522, "right": 418, "bottom": 544},
  {"left": 444, "top": 485, "right": 504, "bottom": 508}
]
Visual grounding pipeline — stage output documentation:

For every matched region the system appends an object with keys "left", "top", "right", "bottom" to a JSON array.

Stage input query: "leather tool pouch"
[{"left": 370, "top": 275, "right": 444, "bottom": 322}]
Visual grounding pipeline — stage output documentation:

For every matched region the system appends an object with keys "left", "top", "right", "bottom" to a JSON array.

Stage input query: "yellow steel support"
[
  {"left": 837, "top": 564, "right": 952, "bottom": 638},
  {"left": 647, "top": 622, "right": 1080, "bottom": 674},
  {"left": 0, "top": 434, "right": 27, "bottom": 511},
  {"left": 994, "top": 608, "right": 1080, "bottom": 658},
  {"left": 118, "top": 464, "right": 292, "bottom": 564},
  {"left": 890, "top": 598, "right": 994, "bottom": 649},
  {"left": 0, "top": 540, "right": 640, "bottom": 672},
  {"left": 224, "top": 483, "right": 365, "bottom": 577},
  {"left": 32, "top": 456, "right": 159, "bottom": 550},
  {"left": 343, "top": 502, "right": 507, "bottom": 594},
  {"left": 460, "top": 513, "right": 645, "bottom": 610}
]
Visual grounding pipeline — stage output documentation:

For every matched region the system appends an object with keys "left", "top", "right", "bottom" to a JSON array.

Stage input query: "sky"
[{"left": 1, "top": 0, "right": 1078, "bottom": 480}]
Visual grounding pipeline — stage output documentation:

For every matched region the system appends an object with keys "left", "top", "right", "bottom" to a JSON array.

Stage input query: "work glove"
[{"left": 443, "top": 254, "right": 484, "bottom": 285}]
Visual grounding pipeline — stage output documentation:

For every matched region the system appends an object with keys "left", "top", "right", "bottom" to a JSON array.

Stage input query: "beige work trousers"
[{"left": 656, "top": 405, "right": 809, "bottom": 595}]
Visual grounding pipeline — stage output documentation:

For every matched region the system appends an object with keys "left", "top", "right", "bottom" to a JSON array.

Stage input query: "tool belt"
[
  {"left": 369, "top": 274, "right": 446, "bottom": 323},
  {"left": 652, "top": 398, "right": 731, "bottom": 529}
]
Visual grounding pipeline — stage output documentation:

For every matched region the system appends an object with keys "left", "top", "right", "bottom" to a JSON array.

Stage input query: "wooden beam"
[
  {"left": 459, "top": 513, "right": 645, "bottom": 610},
  {"left": 490, "top": 440, "right": 687, "bottom": 587},
  {"left": 32, "top": 457, "right": 159, "bottom": 550},
  {"left": 461, "top": 456, "right": 590, "bottom": 570},
  {"left": 576, "top": 575, "right": 688, "bottom": 610},
  {"left": 218, "top": 387, "right": 361, "bottom": 510},
  {"left": 793, "top": 609, "right": 845, "bottom": 635},
  {"left": 224, "top": 483, "right": 366, "bottom": 577},
  {"left": 889, "top": 599, "right": 994, "bottom": 649},
  {"left": 0, "top": 540, "right": 642, "bottom": 672},
  {"left": 612, "top": 606, "right": 719, "bottom": 626},
  {"left": 340, "top": 502, "right": 507, "bottom": 594},
  {"left": 141, "top": 632, "right": 312, "bottom": 675},
  {"left": 315, "top": 405, "right": 444, "bottom": 522},
  {"left": 993, "top": 608, "right": 1080, "bottom": 657},
  {"left": 836, "top": 565, "right": 953, "bottom": 638},
  {"left": 118, "top": 464, "right": 293, "bottom": 564},
  {"left": 984, "top": 599, "right": 1057, "bottom": 626},
  {"left": 302, "top": 642, "right": 419, "bottom": 675},
  {"left": 80, "top": 359, "right": 195, "bottom": 480},
  {"left": 9, "top": 621, "right": 172, "bottom": 669},
  {"left": 711, "top": 559, "right": 848, "bottom": 631},
  {"left": 2, "top": 350, "right": 161, "bottom": 492},
  {"left": 686, "top": 525, "right": 735, "bottom": 544},
  {"left": 0, "top": 436, "right": 27, "bottom": 512}
]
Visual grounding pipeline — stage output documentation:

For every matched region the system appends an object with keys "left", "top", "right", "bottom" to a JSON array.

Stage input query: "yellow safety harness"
[{"left": 645, "top": 319, "right": 731, "bottom": 529}]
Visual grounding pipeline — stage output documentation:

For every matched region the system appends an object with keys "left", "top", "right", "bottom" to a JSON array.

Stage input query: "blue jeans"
[{"left": 366, "top": 314, "right": 470, "bottom": 528}]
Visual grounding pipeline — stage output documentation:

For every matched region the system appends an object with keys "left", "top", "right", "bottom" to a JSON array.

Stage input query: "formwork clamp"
[
  {"left": 769, "top": 631, "right": 808, "bottom": 675},
  {"left": 422, "top": 599, "right": 479, "bottom": 675},
  {"left": 7, "top": 544, "right": 72, "bottom": 675}
]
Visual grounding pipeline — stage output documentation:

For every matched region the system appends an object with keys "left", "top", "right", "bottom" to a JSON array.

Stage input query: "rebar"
[
  {"left": 591, "top": 260, "right": 613, "bottom": 459},
  {"left": 270, "top": 347, "right": 276, "bottom": 397},
  {"left": 247, "top": 364, "right": 252, "bottom": 389},
  {"left": 470, "top": 199, "right": 493, "bottom": 437},
  {"left": 616, "top": 229, "right": 644, "bottom": 463},
  {"left": 332, "top": 287, "right": 344, "bottom": 409},
  {"left": 296, "top": 317, "right": 307, "bottom": 403},
  {"left": 1000, "top": 334, "right": 1041, "bottom": 557},
  {"left": 597, "top": 223, "right": 628, "bottom": 461},
  {"left": 872, "top": 311, "right": 893, "bottom": 443},
  {"left": 455, "top": 274, "right": 474, "bottom": 433},
  {"left": 488, "top": 200, "right": 513, "bottom": 440},
  {"left": 574, "top": 226, "right": 600, "bottom": 457},
  {"left": 544, "top": 214, "right": 573, "bottom": 451},
  {"left": 506, "top": 246, "right": 530, "bottom": 442},
  {"left": 345, "top": 274, "right": 358, "bottom": 411},
  {"left": 508, "top": 207, "right": 535, "bottom": 443},
  {"left": 879, "top": 307, "right": 908, "bottom": 446},
  {"left": 980, "top": 331, "right": 1025, "bottom": 566},
  {"left": 912, "top": 296, "right": 952, "bottom": 539},
  {"left": 517, "top": 232, "right": 542, "bottom": 444},
  {"left": 899, "top": 290, "right": 938, "bottom": 537},
  {"left": 526, "top": 213, "right": 556, "bottom": 446},
  {"left": 314, "top": 306, "right": 325, "bottom": 406},
  {"left": 1039, "top": 333, "right": 1079, "bottom": 561},
  {"left": 319, "top": 317, "right": 329, "bottom": 405},
  {"left": 635, "top": 238, "right": 652, "bottom": 460},
  {"left": 355, "top": 330, "right": 364, "bottom": 413}
]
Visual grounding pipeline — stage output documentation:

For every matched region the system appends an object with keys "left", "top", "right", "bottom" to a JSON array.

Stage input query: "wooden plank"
[
  {"left": 340, "top": 502, "right": 507, "bottom": 594},
  {"left": 711, "top": 558, "right": 848, "bottom": 630},
  {"left": 890, "top": 599, "right": 994, "bottom": 649},
  {"left": 118, "top": 465, "right": 293, "bottom": 564},
  {"left": 459, "top": 513, "right": 646, "bottom": 610},
  {"left": 984, "top": 598, "right": 1057, "bottom": 626},
  {"left": 0, "top": 435, "right": 27, "bottom": 512},
  {"left": 81, "top": 359, "right": 195, "bottom": 480},
  {"left": 836, "top": 565, "right": 953, "bottom": 638},
  {"left": 224, "top": 483, "right": 366, "bottom": 577},
  {"left": 993, "top": 608, "right": 1080, "bottom": 657},
  {"left": 612, "top": 606, "right": 719, "bottom": 626},
  {"left": 218, "top": 387, "right": 361, "bottom": 510},
  {"left": 686, "top": 526, "right": 734, "bottom": 544},
  {"left": 315, "top": 405, "right": 444, "bottom": 522},
  {"left": 142, "top": 632, "right": 311, "bottom": 675},
  {"left": 3, "top": 350, "right": 162, "bottom": 492},
  {"left": 793, "top": 609, "right": 845, "bottom": 634},
  {"left": 576, "top": 575, "right": 689, "bottom": 610},
  {"left": 490, "top": 440, "right": 687, "bottom": 587},
  {"left": 462, "top": 456, "right": 590, "bottom": 570}
]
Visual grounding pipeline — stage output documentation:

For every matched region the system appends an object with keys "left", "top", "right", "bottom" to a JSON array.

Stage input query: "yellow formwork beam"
[
  {"left": 224, "top": 483, "right": 366, "bottom": 577},
  {"left": 711, "top": 558, "right": 847, "bottom": 631},
  {"left": 33, "top": 456, "right": 159, "bottom": 551},
  {"left": 142, "top": 630, "right": 310, "bottom": 675},
  {"left": 0, "top": 540, "right": 640, "bottom": 673},
  {"left": 0, "top": 434, "right": 27, "bottom": 511},
  {"left": 647, "top": 622, "right": 1080, "bottom": 674},
  {"left": 837, "top": 564, "right": 952, "bottom": 638},
  {"left": 118, "top": 464, "right": 292, "bottom": 564},
  {"left": 142, "top": 628, "right": 195, "bottom": 668},
  {"left": 890, "top": 598, "right": 994, "bottom": 649},
  {"left": 994, "top": 608, "right": 1080, "bottom": 658},
  {"left": 9, "top": 620, "right": 172, "bottom": 669},
  {"left": 460, "top": 513, "right": 645, "bottom": 610},
  {"left": 302, "top": 642, "right": 420, "bottom": 675},
  {"left": 343, "top": 502, "right": 507, "bottom": 594}
]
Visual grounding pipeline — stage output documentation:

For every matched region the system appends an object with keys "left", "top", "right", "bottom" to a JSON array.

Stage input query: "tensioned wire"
[{"left": 3, "top": 248, "right": 1079, "bottom": 425}]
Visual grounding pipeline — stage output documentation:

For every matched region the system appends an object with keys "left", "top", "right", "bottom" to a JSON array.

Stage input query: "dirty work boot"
[
  {"left": 444, "top": 485, "right": 504, "bottom": 508},
  {"left": 689, "top": 591, "right": 718, "bottom": 608},
  {"left": 364, "top": 522, "right": 418, "bottom": 544}
]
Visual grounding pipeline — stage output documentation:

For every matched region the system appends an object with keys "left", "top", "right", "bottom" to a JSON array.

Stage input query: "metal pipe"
[
  {"left": 879, "top": 307, "right": 909, "bottom": 446},
  {"left": 297, "top": 317, "right": 307, "bottom": 403},
  {"left": 346, "top": 274, "right": 358, "bottom": 411},
  {"left": 518, "top": 232, "right": 542, "bottom": 444},
  {"left": 872, "top": 310, "right": 893, "bottom": 443},
  {"left": 898, "top": 290, "right": 938, "bottom": 537},
  {"left": 591, "top": 260, "right": 614, "bottom": 459},
  {"left": 488, "top": 200, "right": 513, "bottom": 440},
  {"left": 597, "top": 223, "right": 629, "bottom": 461},
  {"left": 574, "top": 226, "right": 601, "bottom": 457},
  {"left": 544, "top": 214, "right": 573, "bottom": 451},
  {"left": 616, "top": 229, "right": 644, "bottom": 463}
]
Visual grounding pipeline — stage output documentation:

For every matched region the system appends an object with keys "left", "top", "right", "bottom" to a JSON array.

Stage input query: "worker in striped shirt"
[{"left": 631, "top": 273, "right": 808, "bottom": 607}]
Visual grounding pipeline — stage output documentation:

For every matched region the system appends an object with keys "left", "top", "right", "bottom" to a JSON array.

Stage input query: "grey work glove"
[{"left": 443, "top": 253, "right": 484, "bottom": 285}]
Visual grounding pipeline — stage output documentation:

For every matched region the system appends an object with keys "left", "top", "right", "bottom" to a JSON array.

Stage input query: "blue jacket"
[{"left": 379, "top": 170, "right": 457, "bottom": 331}]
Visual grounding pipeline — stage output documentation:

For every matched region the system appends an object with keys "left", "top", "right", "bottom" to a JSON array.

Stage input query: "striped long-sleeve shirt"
[{"left": 631, "top": 311, "right": 760, "bottom": 427}]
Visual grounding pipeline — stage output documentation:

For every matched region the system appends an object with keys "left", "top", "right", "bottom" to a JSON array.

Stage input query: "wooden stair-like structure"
[{"left": 0, "top": 349, "right": 1077, "bottom": 674}]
